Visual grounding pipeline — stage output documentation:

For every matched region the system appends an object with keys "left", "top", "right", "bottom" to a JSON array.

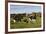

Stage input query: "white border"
[{"left": 8, "top": 2, "right": 43, "bottom": 32}]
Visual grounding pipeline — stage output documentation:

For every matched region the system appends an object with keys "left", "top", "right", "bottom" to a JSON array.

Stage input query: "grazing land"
[{"left": 10, "top": 13, "right": 41, "bottom": 29}]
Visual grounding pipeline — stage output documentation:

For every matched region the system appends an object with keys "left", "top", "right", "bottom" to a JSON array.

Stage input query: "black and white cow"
[
  {"left": 12, "top": 14, "right": 26, "bottom": 22},
  {"left": 28, "top": 14, "right": 36, "bottom": 23}
]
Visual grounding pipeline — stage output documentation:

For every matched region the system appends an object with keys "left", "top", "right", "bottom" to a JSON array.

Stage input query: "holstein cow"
[
  {"left": 13, "top": 14, "right": 26, "bottom": 23},
  {"left": 22, "top": 13, "right": 36, "bottom": 23},
  {"left": 28, "top": 13, "right": 36, "bottom": 23}
]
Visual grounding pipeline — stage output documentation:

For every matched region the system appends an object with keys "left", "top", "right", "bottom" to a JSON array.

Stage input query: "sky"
[{"left": 10, "top": 5, "right": 41, "bottom": 14}]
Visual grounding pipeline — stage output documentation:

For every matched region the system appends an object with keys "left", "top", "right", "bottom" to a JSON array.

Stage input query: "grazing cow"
[
  {"left": 28, "top": 14, "right": 36, "bottom": 23},
  {"left": 10, "top": 13, "right": 26, "bottom": 23},
  {"left": 13, "top": 14, "right": 26, "bottom": 22},
  {"left": 23, "top": 15, "right": 36, "bottom": 23}
]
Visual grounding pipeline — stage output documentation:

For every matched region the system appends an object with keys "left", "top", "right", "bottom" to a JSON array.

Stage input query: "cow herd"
[{"left": 10, "top": 13, "right": 37, "bottom": 23}]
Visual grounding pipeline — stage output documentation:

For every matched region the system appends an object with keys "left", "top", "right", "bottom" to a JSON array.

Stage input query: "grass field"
[{"left": 10, "top": 16, "right": 41, "bottom": 29}]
